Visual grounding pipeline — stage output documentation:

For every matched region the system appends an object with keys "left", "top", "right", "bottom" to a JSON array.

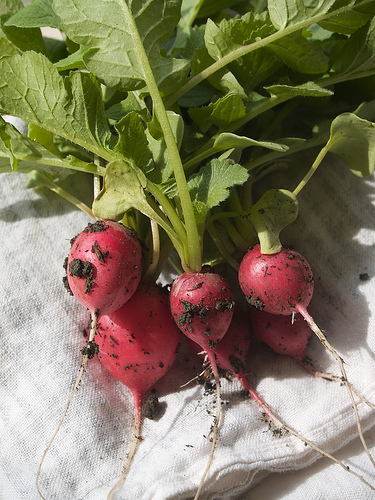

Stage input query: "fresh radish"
[
  {"left": 96, "top": 283, "right": 181, "bottom": 498},
  {"left": 65, "top": 219, "right": 142, "bottom": 316},
  {"left": 188, "top": 307, "right": 375, "bottom": 492},
  {"left": 248, "top": 307, "right": 312, "bottom": 365},
  {"left": 169, "top": 271, "right": 234, "bottom": 499},
  {"left": 238, "top": 244, "right": 375, "bottom": 471},
  {"left": 37, "top": 220, "right": 142, "bottom": 499}
]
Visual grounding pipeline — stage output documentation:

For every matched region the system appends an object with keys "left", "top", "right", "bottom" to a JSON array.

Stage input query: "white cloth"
[{"left": 1, "top": 123, "right": 375, "bottom": 500}]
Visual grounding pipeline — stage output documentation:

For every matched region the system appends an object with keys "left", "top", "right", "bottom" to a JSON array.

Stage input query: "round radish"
[
  {"left": 169, "top": 272, "right": 234, "bottom": 352},
  {"left": 238, "top": 244, "right": 313, "bottom": 315},
  {"left": 95, "top": 284, "right": 181, "bottom": 498},
  {"left": 169, "top": 271, "right": 234, "bottom": 499},
  {"left": 65, "top": 220, "right": 142, "bottom": 316},
  {"left": 248, "top": 307, "right": 312, "bottom": 363}
]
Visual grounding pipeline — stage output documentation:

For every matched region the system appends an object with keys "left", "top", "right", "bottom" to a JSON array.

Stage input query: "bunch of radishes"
[{"left": 36, "top": 215, "right": 375, "bottom": 499}]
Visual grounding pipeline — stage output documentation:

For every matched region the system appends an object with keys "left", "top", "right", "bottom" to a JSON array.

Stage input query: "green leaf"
[
  {"left": 190, "top": 34, "right": 247, "bottom": 97},
  {"left": 326, "top": 112, "right": 375, "bottom": 177},
  {"left": 0, "top": 29, "right": 20, "bottom": 57},
  {"left": 4, "top": 0, "right": 61, "bottom": 29},
  {"left": 189, "top": 93, "right": 247, "bottom": 131},
  {"left": 331, "top": 17, "right": 375, "bottom": 77},
  {"left": 247, "top": 189, "right": 299, "bottom": 254},
  {"left": 52, "top": 0, "right": 190, "bottom": 95},
  {"left": 54, "top": 45, "right": 87, "bottom": 71},
  {"left": 187, "top": 158, "right": 249, "bottom": 233},
  {"left": 146, "top": 112, "right": 185, "bottom": 184},
  {"left": 0, "top": 52, "right": 113, "bottom": 160},
  {"left": 268, "top": 0, "right": 338, "bottom": 30},
  {"left": 92, "top": 158, "right": 181, "bottom": 249},
  {"left": 203, "top": 13, "right": 280, "bottom": 91},
  {"left": 267, "top": 30, "right": 329, "bottom": 74},
  {"left": 319, "top": 2, "right": 375, "bottom": 34},
  {"left": 92, "top": 159, "right": 149, "bottom": 219},
  {"left": 0, "top": 116, "right": 101, "bottom": 176},
  {"left": 114, "top": 112, "right": 153, "bottom": 172},
  {"left": 265, "top": 81, "right": 334, "bottom": 98},
  {"left": 2, "top": 0, "right": 46, "bottom": 54},
  {"left": 213, "top": 133, "right": 289, "bottom": 153},
  {"left": 105, "top": 92, "right": 149, "bottom": 122}
]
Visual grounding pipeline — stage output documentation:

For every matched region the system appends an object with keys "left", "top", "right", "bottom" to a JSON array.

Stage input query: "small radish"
[
  {"left": 239, "top": 244, "right": 375, "bottom": 471},
  {"left": 169, "top": 271, "right": 234, "bottom": 499},
  {"left": 188, "top": 307, "right": 375, "bottom": 492},
  {"left": 248, "top": 307, "right": 311, "bottom": 365},
  {"left": 65, "top": 219, "right": 142, "bottom": 316},
  {"left": 96, "top": 284, "right": 181, "bottom": 498}
]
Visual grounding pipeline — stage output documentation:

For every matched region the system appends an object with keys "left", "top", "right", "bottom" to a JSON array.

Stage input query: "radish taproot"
[
  {"left": 169, "top": 271, "right": 234, "bottom": 499},
  {"left": 239, "top": 244, "right": 375, "bottom": 471},
  {"left": 96, "top": 284, "right": 181, "bottom": 498},
  {"left": 188, "top": 307, "right": 375, "bottom": 491}
]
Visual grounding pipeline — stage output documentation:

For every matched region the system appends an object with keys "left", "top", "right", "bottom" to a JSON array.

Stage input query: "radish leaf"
[
  {"left": 52, "top": 0, "right": 190, "bottom": 94},
  {"left": 327, "top": 112, "right": 375, "bottom": 177}
]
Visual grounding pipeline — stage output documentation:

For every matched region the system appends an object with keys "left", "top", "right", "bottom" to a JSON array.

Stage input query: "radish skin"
[{"left": 37, "top": 220, "right": 143, "bottom": 499}]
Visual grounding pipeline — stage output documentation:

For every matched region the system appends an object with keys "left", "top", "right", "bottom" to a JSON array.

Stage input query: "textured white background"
[{"left": 1, "top": 117, "right": 375, "bottom": 500}]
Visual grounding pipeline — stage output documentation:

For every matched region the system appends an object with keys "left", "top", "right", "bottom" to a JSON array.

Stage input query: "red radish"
[
  {"left": 238, "top": 245, "right": 313, "bottom": 315},
  {"left": 95, "top": 284, "right": 181, "bottom": 498},
  {"left": 187, "top": 305, "right": 251, "bottom": 376},
  {"left": 65, "top": 219, "right": 142, "bottom": 316},
  {"left": 169, "top": 271, "right": 234, "bottom": 499},
  {"left": 188, "top": 308, "right": 375, "bottom": 492},
  {"left": 239, "top": 244, "right": 375, "bottom": 471},
  {"left": 248, "top": 307, "right": 311, "bottom": 364}
]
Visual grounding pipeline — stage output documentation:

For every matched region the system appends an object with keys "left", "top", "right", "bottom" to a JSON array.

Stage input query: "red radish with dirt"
[
  {"left": 95, "top": 283, "right": 181, "bottom": 498},
  {"left": 169, "top": 271, "right": 234, "bottom": 499}
]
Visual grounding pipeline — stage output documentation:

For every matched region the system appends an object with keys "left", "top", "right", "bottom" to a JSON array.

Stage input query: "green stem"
[
  {"left": 293, "top": 144, "right": 330, "bottom": 196},
  {"left": 207, "top": 223, "right": 239, "bottom": 271},
  {"left": 32, "top": 172, "right": 95, "bottom": 219},
  {"left": 118, "top": 0, "right": 201, "bottom": 271}
]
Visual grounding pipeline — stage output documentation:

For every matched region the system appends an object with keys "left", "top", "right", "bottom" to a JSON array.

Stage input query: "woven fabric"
[{"left": 1, "top": 118, "right": 375, "bottom": 500}]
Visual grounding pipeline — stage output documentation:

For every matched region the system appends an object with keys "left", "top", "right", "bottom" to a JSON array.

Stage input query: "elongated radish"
[
  {"left": 169, "top": 271, "right": 234, "bottom": 499},
  {"left": 96, "top": 284, "right": 181, "bottom": 498},
  {"left": 37, "top": 220, "right": 143, "bottom": 499},
  {"left": 238, "top": 244, "right": 375, "bottom": 470},
  {"left": 188, "top": 307, "right": 375, "bottom": 492}
]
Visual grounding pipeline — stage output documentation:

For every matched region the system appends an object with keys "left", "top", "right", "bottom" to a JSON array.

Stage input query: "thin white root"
[
  {"left": 297, "top": 305, "right": 375, "bottom": 472},
  {"left": 237, "top": 369, "right": 375, "bottom": 492},
  {"left": 36, "top": 310, "right": 98, "bottom": 499},
  {"left": 107, "top": 409, "right": 142, "bottom": 500},
  {"left": 300, "top": 362, "right": 375, "bottom": 410},
  {"left": 194, "top": 355, "right": 222, "bottom": 500}
]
